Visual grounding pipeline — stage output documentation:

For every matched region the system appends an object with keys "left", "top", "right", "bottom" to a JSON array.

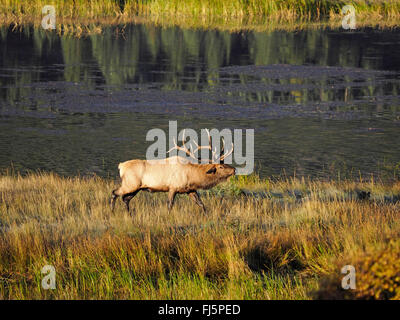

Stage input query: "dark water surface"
[{"left": 1, "top": 24, "right": 400, "bottom": 179}]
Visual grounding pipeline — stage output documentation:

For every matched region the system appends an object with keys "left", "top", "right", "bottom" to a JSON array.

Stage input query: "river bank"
[{"left": 1, "top": 0, "right": 400, "bottom": 34}]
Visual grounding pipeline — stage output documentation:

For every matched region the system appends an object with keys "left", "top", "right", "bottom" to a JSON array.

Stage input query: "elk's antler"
[
  {"left": 216, "top": 138, "right": 234, "bottom": 163},
  {"left": 192, "top": 129, "right": 219, "bottom": 163},
  {"left": 167, "top": 129, "right": 198, "bottom": 162},
  {"left": 167, "top": 129, "right": 234, "bottom": 164}
]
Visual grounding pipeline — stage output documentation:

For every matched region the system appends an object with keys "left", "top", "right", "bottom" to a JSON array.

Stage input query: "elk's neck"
[{"left": 190, "top": 164, "right": 227, "bottom": 190}]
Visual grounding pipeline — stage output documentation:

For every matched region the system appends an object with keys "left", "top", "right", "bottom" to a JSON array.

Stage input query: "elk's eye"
[{"left": 206, "top": 167, "right": 217, "bottom": 174}]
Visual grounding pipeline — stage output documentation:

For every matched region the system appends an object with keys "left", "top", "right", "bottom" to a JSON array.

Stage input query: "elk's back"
[{"left": 119, "top": 156, "right": 191, "bottom": 191}]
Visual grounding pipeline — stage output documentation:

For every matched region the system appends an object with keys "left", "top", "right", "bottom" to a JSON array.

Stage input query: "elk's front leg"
[
  {"left": 189, "top": 191, "right": 206, "bottom": 214},
  {"left": 168, "top": 190, "right": 177, "bottom": 212}
]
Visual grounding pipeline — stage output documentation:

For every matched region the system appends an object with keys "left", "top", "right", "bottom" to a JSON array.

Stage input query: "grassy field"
[
  {"left": 0, "top": 170, "right": 399, "bottom": 299},
  {"left": 1, "top": 0, "right": 400, "bottom": 33}
]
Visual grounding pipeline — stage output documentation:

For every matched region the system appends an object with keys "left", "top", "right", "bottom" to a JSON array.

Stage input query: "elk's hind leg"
[
  {"left": 189, "top": 191, "right": 206, "bottom": 214},
  {"left": 122, "top": 190, "right": 140, "bottom": 214},
  {"left": 111, "top": 185, "right": 140, "bottom": 213},
  {"left": 110, "top": 189, "right": 120, "bottom": 212}
]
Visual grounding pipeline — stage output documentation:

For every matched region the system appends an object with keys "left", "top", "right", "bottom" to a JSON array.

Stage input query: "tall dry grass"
[{"left": 0, "top": 170, "right": 399, "bottom": 299}]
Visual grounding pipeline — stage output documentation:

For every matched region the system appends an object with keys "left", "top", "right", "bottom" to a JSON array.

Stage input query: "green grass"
[
  {"left": 0, "top": 170, "right": 399, "bottom": 299},
  {"left": 1, "top": 0, "right": 400, "bottom": 33}
]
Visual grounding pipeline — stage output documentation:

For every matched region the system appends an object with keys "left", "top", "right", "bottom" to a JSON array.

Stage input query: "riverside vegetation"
[
  {"left": 0, "top": 170, "right": 399, "bottom": 299},
  {"left": 1, "top": 0, "right": 400, "bottom": 33}
]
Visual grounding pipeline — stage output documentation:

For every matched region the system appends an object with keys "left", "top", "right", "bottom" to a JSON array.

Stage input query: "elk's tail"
[{"left": 118, "top": 162, "right": 126, "bottom": 178}]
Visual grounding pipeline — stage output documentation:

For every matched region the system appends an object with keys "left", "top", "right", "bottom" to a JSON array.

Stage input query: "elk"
[{"left": 110, "top": 130, "right": 235, "bottom": 214}]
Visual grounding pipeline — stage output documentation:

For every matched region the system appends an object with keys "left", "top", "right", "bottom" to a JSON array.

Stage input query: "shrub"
[{"left": 315, "top": 241, "right": 400, "bottom": 300}]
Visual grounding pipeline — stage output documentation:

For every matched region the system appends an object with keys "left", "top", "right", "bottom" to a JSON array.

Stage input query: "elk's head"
[{"left": 205, "top": 163, "right": 236, "bottom": 180}]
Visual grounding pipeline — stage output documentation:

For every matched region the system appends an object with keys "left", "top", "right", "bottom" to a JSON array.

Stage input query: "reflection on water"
[{"left": 0, "top": 24, "right": 400, "bottom": 179}]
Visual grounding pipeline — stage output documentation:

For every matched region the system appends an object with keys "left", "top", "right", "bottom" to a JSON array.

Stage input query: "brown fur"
[{"left": 111, "top": 156, "right": 235, "bottom": 213}]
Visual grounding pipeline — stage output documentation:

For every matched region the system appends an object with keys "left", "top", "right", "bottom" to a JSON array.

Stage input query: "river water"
[{"left": 1, "top": 24, "right": 399, "bottom": 179}]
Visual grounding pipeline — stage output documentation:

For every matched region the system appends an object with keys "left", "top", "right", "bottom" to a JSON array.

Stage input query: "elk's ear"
[{"left": 206, "top": 167, "right": 217, "bottom": 174}]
